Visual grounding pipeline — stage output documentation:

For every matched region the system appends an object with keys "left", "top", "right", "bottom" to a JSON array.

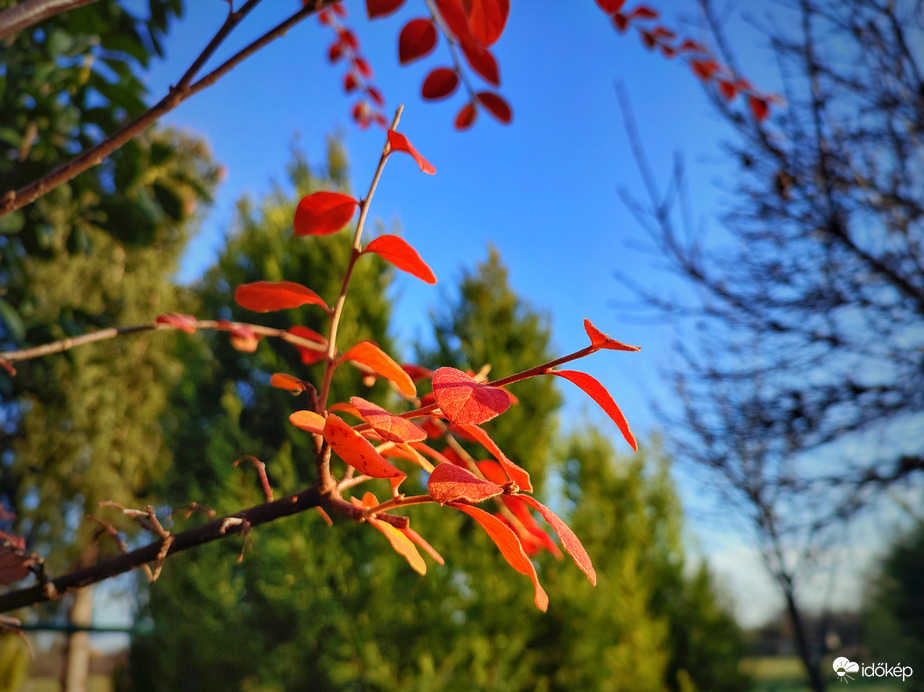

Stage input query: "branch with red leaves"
[{"left": 0, "top": 0, "right": 341, "bottom": 218}]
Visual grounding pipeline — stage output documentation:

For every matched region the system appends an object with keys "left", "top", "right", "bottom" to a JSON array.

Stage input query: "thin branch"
[
  {"left": 0, "top": 0, "right": 341, "bottom": 218},
  {"left": 0, "top": 0, "right": 98, "bottom": 41}
]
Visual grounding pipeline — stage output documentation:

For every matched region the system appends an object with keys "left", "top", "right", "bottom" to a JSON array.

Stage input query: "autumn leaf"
[
  {"left": 628, "top": 5, "right": 659, "bottom": 19},
  {"left": 289, "top": 410, "right": 326, "bottom": 435},
  {"left": 454, "top": 423, "right": 532, "bottom": 493},
  {"left": 234, "top": 281, "right": 329, "bottom": 313},
  {"left": 451, "top": 503, "right": 549, "bottom": 611},
  {"left": 360, "top": 493, "right": 427, "bottom": 574},
  {"left": 519, "top": 495, "right": 597, "bottom": 585},
  {"left": 550, "top": 370, "right": 637, "bottom": 451},
  {"left": 476, "top": 91, "right": 512, "bottom": 124},
  {"left": 0, "top": 532, "right": 29, "bottom": 585},
  {"left": 341, "top": 341, "right": 417, "bottom": 397},
  {"left": 428, "top": 463, "right": 503, "bottom": 504},
  {"left": 421, "top": 67, "right": 459, "bottom": 100},
  {"left": 459, "top": 35, "right": 500, "bottom": 85},
  {"left": 287, "top": 325, "right": 327, "bottom": 365},
  {"left": 226, "top": 322, "right": 261, "bottom": 352},
  {"left": 434, "top": 0, "right": 471, "bottom": 41},
  {"left": 465, "top": 0, "right": 509, "bottom": 46},
  {"left": 155, "top": 313, "right": 197, "bottom": 334},
  {"left": 749, "top": 95, "right": 770, "bottom": 121},
  {"left": 399, "top": 18, "right": 437, "bottom": 64},
  {"left": 323, "top": 414, "right": 406, "bottom": 478},
  {"left": 270, "top": 373, "right": 308, "bottom": 395},
  {"left": 501, "top": 496, "right": 562, "bottom": 557},
  {"left": 293, "top": 191, "right": 358, "bottom": 236},
  {"left": 367, "top": 0, "right": 405, "bottom": 18},
  {"left": 595, "top": 0, "right": 626, "bottom": 12},
  {"left": 401, "top": 527, "right": 445, "bottom": 565},
  {"left": 432, "top": 367, "right": 510, "bottom": 426},
  {"left": 583, "top": 318, "right": 641, "bottom": 352},
  {"left": 386, "top": 130, "right": 436, "bottom": 174},
  {"left": 350, "top": 396, "right": 427, "bottom": 443},
  {"left": 364, "top": 235, "right": 437, "bottom": 284},
  {"left": 455, "top": 102, "right": 478, "bottom": 130}
]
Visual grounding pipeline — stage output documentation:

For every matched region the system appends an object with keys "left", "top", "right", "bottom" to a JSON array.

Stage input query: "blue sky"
[{"left": 124, "top": 0, "right": 848, "bottom": 628}]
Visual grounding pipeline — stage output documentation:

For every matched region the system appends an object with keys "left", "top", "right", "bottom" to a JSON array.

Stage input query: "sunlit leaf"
[
  {"left": 341, "top": 341, "right": 417, "bottom": 397},
  {"left": 459, "top": 35, "right": 500, "bottom": 85},
  {"left": 434, "top": 0, "right": 471, "bottom": 40},
  {"left": 271, "top": 373, "right": 307, "bottom": 394},
  {"left": 519, "top": 495, "right": 597, "bottom": 585},
  {"left": 465, "top": 0, "right": 509, "bottom": 46},
  {"left": 364, "top": 235, "right": 437, "bottom": 284},
  {"left": 583, "top": 318, "right": 641, "bottom": 352},
  {"left": 289, "top": 410, "right": 326, "bottom": 435},
  {"left": 428, "top": 463, "right": 503, "bottom": 504},
  {"left": 432, "top": 367, "right": 510, "bottom": 426},
  {"left": 235, "top": 281, "right": 329, "bottom": 313},
  {"left": 399, "top": 18, "right": 437, "bottom": 64},
  {"left": 293, "top": 191, "right": 358, "bottom": 236},
  {"left": 323, "top": 414, "right": 406, "bottom": 478},
  {"left": 550, "top": 370, "right": 637, "bottom": 451},
  {"left": 351, "top": 396, "right": 427, "bottom": 443},
  {"left": 362, "top": 492, "right": 427, "bottom": 574},
  {"left": 287, "top": 325, "right": 327, "bottom": 365},
  {"left": 501, "top": 496, "right": 562, "bottom": 557},
  {"left": 454, "top": 423, "right": 532, "bottom": 492},
  {"left": 401, "top": 527, "right": 445, "bottom": 565},
  {"left": 451, "top": 503, "right": 549, "bottom": 611},
  {"left": 422, "top": 67, "right": 459, "bottom": 100},
  {"left": 386, "top": 130, "right": 436, "bottom": 174}
]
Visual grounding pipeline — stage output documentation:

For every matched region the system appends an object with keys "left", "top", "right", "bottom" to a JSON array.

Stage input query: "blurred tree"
[{"left": 619, "top": 1, "right": 924, "bottom": 689}]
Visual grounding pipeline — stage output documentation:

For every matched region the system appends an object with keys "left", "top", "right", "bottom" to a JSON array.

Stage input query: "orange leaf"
[
  {"left": 550, "top": 370, "right": 637, "bottom": 451},
  {"left": 155, "top": 313, "right": 197, "bottom": 334},
  {"left": 432, "top": 367, "right": 510, "bottom": 426},
  {"left": 351, "top": 396, "right": 427, "bottom": 443},
  {"left": 364, "top": 498, "right": 427, "bottom": 574},
  {"left": 410, "top": 441, "right": 455, "bottom": 467},
  {"left": 235, "top": 281, "right": 328, "bottom": 313},
  {"left": 381, "top": 443, "right": 435, "bottom": 472},
  {"left": 422, "top": 67, "right": 459, "bottom": 100},
  {"left": 271, "top": 373, "right": 307, "bottom": 394},
  {"left": 501, "top": 496, "right": 562, "bottom": 558},
  {"left": 386, "top": 130, "right": 436, "bottom": 174},
  {"left": 583, "top": 318, "right": 642, "bottom": 352},
  {"left": 341, "top": 342, "right": 417, "bottom": 397},
  {"left": 401, "top": 527, "right": 444, "bottom": 565},
  {"left": 518, "top": 495, "right": 597, "bottom": 585},
  {"left": 364, "top": 235, "right": 437, "bottom": 284},
  {"left": 455, "top": 423, "right": 532, "bottom": 492},
  {"left": 323, "top": 414, "right": 406, "bottom": 478},
  {"left": 451, "top": 503, "right": 548, "bottom": 611},
  {"left": 226, "top": 322, "right": 261, "bottom": 352},
  {"left": 367, "top": 0, "right": 405, "bottom": 18},
  {"left": 465, "top": 0, "right": 509, "bottom": 46},
  {"left": 399, "top": 18, "right": 437, "bottom": 64},
  {"left": 289, "top": 410, "right": 326, "bottom": 435},
  {"left": 455, "top": 102, "right": 478, "bottom": 130},
  {"left": 293, "top": 191, "right": 358, "bottom": 236},
  {"left": 428, "top": 463, "right": 503, "bottom": 504},
  {"left": 476, "top": 91, "right": 512, "bottom": 124}
]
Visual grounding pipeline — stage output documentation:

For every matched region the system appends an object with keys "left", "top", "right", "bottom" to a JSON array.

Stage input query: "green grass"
[{"left": 743, "top": 657, "right": 905, "bottom": 692}]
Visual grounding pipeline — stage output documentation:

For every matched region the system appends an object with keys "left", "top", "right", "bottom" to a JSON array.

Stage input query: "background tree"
[{"left": 618, "top": 0, "right": 923, "bottom": 689}]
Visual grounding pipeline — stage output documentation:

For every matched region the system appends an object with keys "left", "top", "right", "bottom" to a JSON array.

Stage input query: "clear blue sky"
[{"left": 129, "top": 0, "right": 839, "bottom": 628}]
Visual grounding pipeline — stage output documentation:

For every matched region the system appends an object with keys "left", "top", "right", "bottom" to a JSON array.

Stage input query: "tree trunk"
[
  {"left": 782, "top": 583, "right": 825, "bottom": 692},
  {"left": 62, "top": 584, "right": 94, "bottom": 692}
]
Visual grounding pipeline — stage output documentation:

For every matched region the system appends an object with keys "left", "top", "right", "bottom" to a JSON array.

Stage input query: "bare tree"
[{"left": 618, "top": 1, "right": 924, "bottom": 689}]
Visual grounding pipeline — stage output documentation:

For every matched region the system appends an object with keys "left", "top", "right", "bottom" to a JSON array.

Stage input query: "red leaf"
[
  {"left": 652, "top": 25, "right": 677, "bottom": 39},
  {"left": 338, "top": 29, "right": 359, "bottom": 50},
  {"left": 328, "top": 42, "right": 343, "bottom": 62},
  {"left": 428, "top": 463, "right": 503, "bottom": 504},
  {"left": 401, "top": 527, "right": 445, "bottom": 565},
  {"left": 475, "top": 91, "right": 512, "bottom": 123},
  {"left": 155, "top": 313, "right": 197, "bottom": 334},
  {"left": 364, "top": 235, "right": 437, "bottom": 284},
  {"left": 550, "top": 370, "right": 637, "bottom": 451},
  {"left": 749, "top": 95, "right": 770, "bottom": 121},
  {"left": 691, "top": 59, "right": 719, "bottom": 81},
  {"left": 351, "top": 396, "right": 427, "bottom": 443},
  {"left": 342, "top": 341, "right": 417, "bottom": 397},
  {"left": 455, "top": 102, "right": 478, "bottom": 130},
  {"left": 0, "top": 532, "right": 29, "bottom": 585},
  {"left": 361, "top": 493, "right": 427, "bottom": 574},
  {"left": 367, "top": 0, "right": 405, "bottom": 18},
  {"left": 459, "top": 36, "right": 500, "bottom": 85},
  {"left": 293, "top": 191, "right": 358, "bottom": 236},
  {"left": 465, "top": 0, "right": 509, "bottom": 46},
  {"left": 323, "top": 414, "right": 406, "bottom": 478},
  {"left": 270, "top": 373, "right": 307, "bottom": 394},
  {"left": 451, "top": 503, "right": 548, "bottom": 611},
  {"left": 367, "top": 85, "right": 385, "bottom": 106},
  {"left": 432, "top": 367, "right": 510, "bottom": 426},
  {"left": 399, "top": 18, "right": 437, "bottom": 65},
  {"left": 344, "top": 72, "right": 360, "bottom": 93},
  {"left": 330, "top": 3, "right": 347, "bottom": 18},
  {"left": 641, "top": 30, "right": 656, "bottom": 49},
  {"left": 628, "top": 5, "right": 659, "bottom": 19},
  {"left": 595, "top": 0, "right": 626, "bottom": 12},
  {"left": 454, "top": 423, "right": 532, "bottom": 493},
  {"left": 434, "top": 0, "right": 471, "bottom": 41},
  {"left": 386, "top": 130, "right": 436, "bottom": 174},
  {"left": 501, "top": 496, "right": 561, "bottom": 557},
  {"left": 519, "top": 495, "right": 597, "bottom": 585},
  {"left": 612, "top": 12, "right": 629, "bottom": 32},
  {"left": 717, "top": 80, "right": 737, "bottom": 100},
  {"left": 234, "top": 281, "right": 329, "bottom": 313},
  {"left": 354, "top": 57, "right": 373, "bottom": 79},
  {"left": 421, "top": 67, "right": 459, "bottom": 100},
  {"left": 402, "top": 363, "right": 434, "bottom": 381},
  {"left": 287, "top": 326, "right": 327, "bottom": 365},
  {"left": 583, "top": 318, "right": 641, "bottom": 352},
  {"left": 289, "top": 410, "right": 326, "bottom": 435}
]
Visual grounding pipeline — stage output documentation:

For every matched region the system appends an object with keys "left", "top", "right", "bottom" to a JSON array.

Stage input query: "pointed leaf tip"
[
  {"left": 294, "top": 191, "right": 358, "bottom": 236},
  {"left": 583, "top": 318, "right": 641, "bottom": 351},
  {"left": 342, "top": 342, "right": 417, "bottom": 397},
  {"left": 387, "top": 130, "right": 436, "bottom": 174},
  {"left": 323, "top": 414, "right": 406, "bottom": 478},
  {"left": 519, "top": 495, "right": 597, "bottom": 585},
  {"left": 365, "top": 235, "right": 437, "bottom": 284},
  {"left": 234, "top": 281, "right": 329, "bottom": 313}
]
